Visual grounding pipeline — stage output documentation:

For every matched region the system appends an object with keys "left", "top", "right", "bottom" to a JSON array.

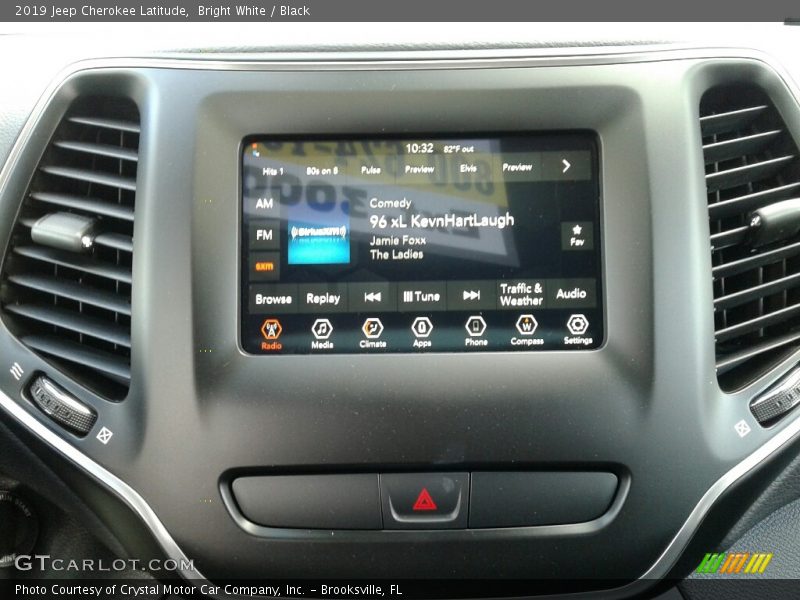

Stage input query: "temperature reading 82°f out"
[{"left": 443, "top": 145, "right": 476, "bottom": 153}]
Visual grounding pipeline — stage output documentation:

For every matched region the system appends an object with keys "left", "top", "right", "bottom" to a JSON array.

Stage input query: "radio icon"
[
  {"left": 260, "top": 318, "right": 283, "bottom": 340},
  {"left": 362, "top": 318, "right": 384, "bottom": 339}
]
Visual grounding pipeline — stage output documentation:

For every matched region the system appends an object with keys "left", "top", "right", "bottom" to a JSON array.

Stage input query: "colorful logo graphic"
[
  {"left": 281, "top": 181, "right": 351, "bottom": 265},
  {"left": 288, "top": 222, "right": 350, "bottom": 265},
  {"left": 695, "top": 552, "right": 773, "bottom": 575}
]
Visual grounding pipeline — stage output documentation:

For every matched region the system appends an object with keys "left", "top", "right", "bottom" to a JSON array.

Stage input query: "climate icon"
[{"left": 362, "top": 318, "right": 384, "bottom": 339}]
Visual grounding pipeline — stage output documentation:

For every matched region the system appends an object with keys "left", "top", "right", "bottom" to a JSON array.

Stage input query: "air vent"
[
  {"left": 1, "top": 97, "right": 139, "bottom": 399},
  {"left": 702, "top": 85, "right": 800, "bottom": 391}
]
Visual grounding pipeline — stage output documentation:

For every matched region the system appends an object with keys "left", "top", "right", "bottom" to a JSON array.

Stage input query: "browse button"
[{"left": 380, "top": 473, "right": 468, "bottom": 529}]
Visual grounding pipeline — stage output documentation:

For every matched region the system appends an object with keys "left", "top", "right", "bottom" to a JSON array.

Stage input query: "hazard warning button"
[{"left": 379, "top": 473, "right": 468, "bottom": 529}]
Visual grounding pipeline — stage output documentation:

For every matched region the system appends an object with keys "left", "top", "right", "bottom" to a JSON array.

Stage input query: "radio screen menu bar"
[{"left": 240, "top": 134, "right": 603, "bottom": 354}]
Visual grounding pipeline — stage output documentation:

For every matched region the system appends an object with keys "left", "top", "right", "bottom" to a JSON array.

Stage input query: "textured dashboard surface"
[{"left": 0, "top": 23, "right": 798, "bottom": 167}]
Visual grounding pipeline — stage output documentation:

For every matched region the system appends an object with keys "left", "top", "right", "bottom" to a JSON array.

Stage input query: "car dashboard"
[{"left": 2, "top": 24, "right": 800, "bottom": 599}]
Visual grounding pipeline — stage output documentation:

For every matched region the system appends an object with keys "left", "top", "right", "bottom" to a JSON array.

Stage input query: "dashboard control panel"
[
  {"left": 240, "top": 134, "right": 603, "bottom": 354},
  {"left": 229, "top": 472, "right": 619, "bottom": 531}
]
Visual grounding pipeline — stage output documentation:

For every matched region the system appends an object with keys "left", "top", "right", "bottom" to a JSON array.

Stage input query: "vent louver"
[
  {"left": 1, "top": 97, "right": 139, "bottom": 399},
  {"left": 702, "top": 85, "right": 800, "bottom": 391}
]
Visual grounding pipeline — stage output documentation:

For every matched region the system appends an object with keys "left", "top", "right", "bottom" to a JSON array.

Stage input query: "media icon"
[
  {"left": 365, "top": 291, "right": 382, "bottom": 303},
  {"left": 260, "top": 318, "right": 283, "bottom": 340},
  {"left": 515, "top": 314, "right": 538, "bottom": 335},
  {"left": 362, "top": 318, "right": 384, "bottom": 339},
  {"left": 566, "top": 314, "right": 589, "bottom": 336},
  {"left": 463, "top": 290, "right": 481, "bottom": 301},
  {"left": 311, "top": 318, "right": 333, "bottom": 340},
  {"left": 465, "top": 316, "right": 487, "bottom": 337},
  {"left": 412, "top": 317, "right": 434, "bottom": 338}
]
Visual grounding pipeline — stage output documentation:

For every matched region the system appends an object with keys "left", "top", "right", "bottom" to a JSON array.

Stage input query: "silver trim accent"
[
  {"left": 751, "top": 366, "right": 800, "bottom": 424},
  {"left": 37, "top": 376, "right": 95, "bottom": 417},
  {"left": 638, "top": 410, "right": 800, "bottom": 581},
  {"left": 0, "top": 46, "right": 799, "bottom": 596},
  {"left": 0, "top": 388, "right": 205, "bottom": 581}
]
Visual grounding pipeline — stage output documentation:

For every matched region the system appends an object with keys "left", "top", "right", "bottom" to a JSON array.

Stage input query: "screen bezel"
[{"left": 238, "top": 131, "right": 605, "bottom": 356}]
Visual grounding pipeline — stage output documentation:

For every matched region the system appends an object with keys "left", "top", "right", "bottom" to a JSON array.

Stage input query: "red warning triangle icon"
[{"left": 412, "top": 488, "right": 438, "bottom": 511}]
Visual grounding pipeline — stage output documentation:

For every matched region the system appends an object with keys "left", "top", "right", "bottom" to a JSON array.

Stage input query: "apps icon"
[{"left": 411, "top": 317, "right": 434, "bottom": 338}]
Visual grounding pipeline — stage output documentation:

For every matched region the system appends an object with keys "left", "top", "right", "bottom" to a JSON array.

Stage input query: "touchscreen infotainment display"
[{"left": 241, "top": 134, "right": 602, "bottom": 355}]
